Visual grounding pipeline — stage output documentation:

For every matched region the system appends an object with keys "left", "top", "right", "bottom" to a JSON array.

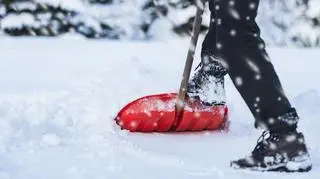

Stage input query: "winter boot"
[
  {"left": 187, "top": 54, "right": 227, "bottom": 106},
  {"left": 230, "top": 130, "right": 312, "bottom": 172}
]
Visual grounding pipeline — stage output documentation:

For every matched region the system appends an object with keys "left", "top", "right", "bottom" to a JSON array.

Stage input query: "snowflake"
[
  {"left": 258, "top": 43, "right": 265, "bottom": 49},
  {"left": 255, "top": 97, "right": 260, "bottom": 102},
  {"left": 217, "top": 18, "right": 222, "bottom": 25},
  {"left": 264, "top": 54, "right": 271, "bottom": 62},
  {"left": 153, "top": 122, "right": 158, "bottom": 127},
  {"left": 229, "top": 8, "right": 240, "bottom": 20},
  {"left": 229, "top": 0, "right": 235, "bottom": 6},
  {"left": 255, "top": 74, "right": 261, "bottom": 80},
  {"left": 286, "top": 134, "right": 297, "bottom": 142},
  {"left": 246, "top": 59, "right": 260, "bottom": 73},
  {"left": 298, "top": 138, "right": 305, "bottom": 144},
  {"left": 298, "top": 150, "right": 305, "bottom": 156},
  {"left": 269, "top": 142, "right": 277, "bottom": 150},
  {"left": 130, "top": 121, "right": 137, "bottom": 128},
  {"left": 235, "top": 76, "right": 243, "bottom": 86},
  {"left": 249, "top": 3, "right": 256, "bottom": 10},
  {"left": 215, "top": 5, "right": 220, "bottom": 10},
  {"left": 277, "top": 97, "right": 282, "bottom": 101},
  {"left": 216, "top": 42, "right": 223, "bottom": 49},
  {"left": 189, "top": 43, "right": 196, "bottom": 52},
  {"left": 230, "top": 29, "right": 237, "bottom": 36},
  {"left": 203, "top": 55, "right": 210, "bottom": 64},
  {"left": 268, "top": 118, "right": 275, "bottom": 124},
  {"left": 204, "top": 65, "right": 210, "bottom": 72}
]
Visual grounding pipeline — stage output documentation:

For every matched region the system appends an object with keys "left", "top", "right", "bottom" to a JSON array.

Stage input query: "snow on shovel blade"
[{"left": 115, "top": 93, "right": 228, "bottom": 132}]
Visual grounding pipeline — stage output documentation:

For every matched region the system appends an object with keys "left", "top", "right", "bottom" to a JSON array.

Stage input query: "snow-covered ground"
[{"left": 0, "top": 36, "right": 320, "bottom": 179}]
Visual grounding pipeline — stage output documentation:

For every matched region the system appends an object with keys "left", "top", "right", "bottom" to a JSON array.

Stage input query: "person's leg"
[
  {"left": 198, "top": 0, "right": 312, "bottom": 172},
  {"left": 203, "top": 0, "right": 297, "bottom": 132}
]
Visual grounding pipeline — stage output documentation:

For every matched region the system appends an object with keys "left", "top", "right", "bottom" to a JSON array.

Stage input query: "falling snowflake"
[
  {"left": 176, "top": 99, "right": 184, "bottom": 108},
  {"left": 153, "top": 122, "right": 158, "bottom": 127},
  {"left": 269, "top": 142, "right": 277, "bottom": 150},
  {"left": 217, "top": 18, "right": 222, "bottom": 25},
  {"left": 203, "top": 55, "right": 210, "bottom": 64},
  {"left": 258, "top": 43, "right": 265, "bottom": 49},
  {"left": 298, "top": 150, "right": 305, "bottom": 156},
  {"left": 235, "top": 76, "right": 243, "bottom": 86},
  {"left": 255, "top": 74, "right": 261, "bottom": 80},
  {"left": 229, "top": 0, "right": 235, "bottom": 6},
  {"left": 194, "top": 112, "right": 201, "bottom": 118},
  {"left": 264, "top": 54, "right": 272, "bottom": 62},
  {"left": 228, "top": 8, "right": 240, "bottom": 20},
  {"left": 230, "top": 29, "right": 237, "bottom": 36},
  {"left": 268, "top": 118, "right": 275, "bottom": 124},
  {"left": 298, "top": 138, "right": 305, "bottom": 144},
  {"left": 255, "top": 97, "right": 260, "bottom": 102},
  {"left": 130, "top": 121, "right": 137, "bottom": 128},
  {"left": 189, "top": 43, "right": 196, "bottom": 52},
  {"left": 246, "top": 58, "right": 260, "bottom": 73},
  {"left": 249, "top": 3, "right": 256, "bottom": 10},
  {"left": 286, "top": 134, "right": 297, "bottom": 142},
  {"left": 204, "top": 65, "right": 212, "bottom": 72},
  {"left": 216, "top": 42, "right": 223, "bottom": 49}
]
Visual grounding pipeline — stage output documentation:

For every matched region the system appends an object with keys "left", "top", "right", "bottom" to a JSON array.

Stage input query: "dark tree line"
[{"left": 0, "top": 0, "right": 319, "bottom": 47}]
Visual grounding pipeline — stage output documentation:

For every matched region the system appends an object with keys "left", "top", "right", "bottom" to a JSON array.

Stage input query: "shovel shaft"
[{"left": 175, "top": 2, "right": 205, "bottom": 118}]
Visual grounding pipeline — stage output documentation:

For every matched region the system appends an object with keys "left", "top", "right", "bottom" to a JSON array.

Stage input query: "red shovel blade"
[{"left": 115, "top": 93, "right": 228, "bottom": 132}]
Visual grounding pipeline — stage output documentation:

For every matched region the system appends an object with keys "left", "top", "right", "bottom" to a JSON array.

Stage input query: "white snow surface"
[{"left": 0, "top": 36, "right": 320, "bottom": 179}]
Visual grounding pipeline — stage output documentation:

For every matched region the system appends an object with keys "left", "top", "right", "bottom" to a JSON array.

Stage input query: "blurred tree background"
[{"left": 0, "top": 0, "right": 319, "bottom": 47}]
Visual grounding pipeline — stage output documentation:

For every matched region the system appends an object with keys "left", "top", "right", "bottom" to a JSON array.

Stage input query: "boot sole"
[{"left": 231, "top": 154, "right": 312, "bottom": 172}]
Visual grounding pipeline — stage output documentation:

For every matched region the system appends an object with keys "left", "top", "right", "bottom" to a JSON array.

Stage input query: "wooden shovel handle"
[{"left": 175, "top": 2, "right": 205, "bottom": 122}]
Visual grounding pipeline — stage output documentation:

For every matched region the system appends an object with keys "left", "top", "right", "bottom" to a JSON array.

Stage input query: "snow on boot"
[
  {"left": 230, "top": 130, "right": 312, "bottom": 172},
  {"left": 187, "top": 55, "right": 227, "bottom": 106}
]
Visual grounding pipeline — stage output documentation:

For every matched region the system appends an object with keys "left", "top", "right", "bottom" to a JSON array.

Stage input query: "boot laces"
[{"left": 252, "top": 130, "right": 274, "bottom": 157}]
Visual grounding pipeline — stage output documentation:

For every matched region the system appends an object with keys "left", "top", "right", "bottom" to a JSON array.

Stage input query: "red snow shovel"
[{"left": 115, "top": 2, "right": 228, "bottom": 132}]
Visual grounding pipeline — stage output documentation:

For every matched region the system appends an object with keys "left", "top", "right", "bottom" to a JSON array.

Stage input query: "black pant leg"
[
  {"left": 202, "top": 0, "right": 217, "bottom": 57},
  {"left": 202, "top": 0, "right": 298, "bottom": 132}
]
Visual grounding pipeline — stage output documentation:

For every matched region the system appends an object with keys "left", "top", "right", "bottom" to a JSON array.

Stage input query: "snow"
[
  {"left": 1, "top": 13, "right": 38, "bottom": 28},
  {"left": 0, "top": 36, "right": 320, "bottom": 178},
  {"left": 9, "top": 2, "right": 37, "bottom": 12},
  {"left": 35, "top": 0, "right": 86, "bottom": 12},
  {"left": 306, "top": 0, "right": 320, "bottom": 18}
]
